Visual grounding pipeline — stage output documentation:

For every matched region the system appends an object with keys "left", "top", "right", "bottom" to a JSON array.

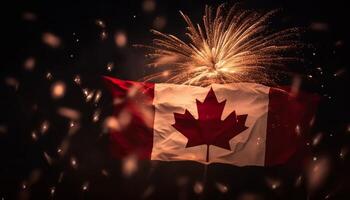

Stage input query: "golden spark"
[{"left": 140, "top": 4, "right": 302, "bottom": 86}]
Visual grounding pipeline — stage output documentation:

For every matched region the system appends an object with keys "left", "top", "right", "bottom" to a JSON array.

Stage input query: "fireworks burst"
[{"left": 140, "top": 4, "right": 302, "bottom": 86}]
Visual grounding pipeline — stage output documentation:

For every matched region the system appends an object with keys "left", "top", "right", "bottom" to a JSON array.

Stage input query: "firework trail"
[{"left": 139, "top": 4, "right": 302, "bottom": 86}]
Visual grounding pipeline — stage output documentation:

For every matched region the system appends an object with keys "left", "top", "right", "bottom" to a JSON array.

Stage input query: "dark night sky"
[{"left": 1, "top": 0, "right": 350, "bottom": 199}]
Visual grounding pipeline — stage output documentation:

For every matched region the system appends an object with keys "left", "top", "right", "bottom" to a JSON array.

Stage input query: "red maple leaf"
[{"left": 172, "top": 88, "right": 248, "bottom": 162}]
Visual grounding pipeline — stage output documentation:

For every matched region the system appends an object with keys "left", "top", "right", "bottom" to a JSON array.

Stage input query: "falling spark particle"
[
  {"left": 21, "top": 182, "right": 27, "bottom": 190},
  {"left": 101, "top": 169, "right": 109, "bottom": 177},
  {"left": 43, "top": 152, "right": 53, "bottom": 165},
  {"left": 46, "top": 72, "right": 53, "bottom": 80},
  {"left": 100, "top": 31, "right": 108, "bottom": 40},
  {"left": 312, "top": 133, "right": 323, "bottom": 146},
  {"left": 95, "top": 19, "right": 106, "bottom": 28},
  {"left": 306, "top": 156, "right": 330, "bottom": 191},
  {"left": 57, "top": 107, "right": 81, "bottom": 120},
  {"left": 340, "top": 147, "right": 348, "bottom": 159},
  {"left": 333, "top": 68, "right": 346, "bottom": 77},
  {"left": 31, "top": 131, "right": 38, "bottom": 141},
  {"left": 103, "top": 116, "right": 120, "bottom": 131},
  {"left": 295, "top": 125, "right": 301, "bottom": 135},
  {"left": 313, "top": 157, "right": 318, "bottom": 161},
  {"left": 295, "top": 175, "right": 303, "bottom": 187},
  {"left": 193, "top": 181, "right": 204, "bottom": 194},
  {"left": 68, "top": 121, "right": 80, "bottom": 136},
  {"left": 58, "top": 172, "right": 64, "bottom": 183},
  {"left": 265, "top": 177, "right": 281, "bottom": 190},
  {"left": 42, "top": 32, "right": 61, "bottom": 48},
  {"left": 58, "top": 139, "right": 70, "bottom": 156},
  {"left": 82, "top": 182, "right": 89, "bottom": 191},
  {"left": 92, "top": 110, "right": 100, "bottom": 122},
  {"left": 94, "top": 90, "right": 102, "bottom": 104},
  {"left": 40, "top": 121, "right": 49, "bottom": 134},
  {"left": 82, "top": 88, "right": 94, "bottom": 102},
  {"left": 122, "top": 154, "right": 138, "bottom": 177},
  {"left": 153, "top": 16, "right": 167, "bottom": 30},
  {"left": 69, "top": 121, "right": 75, "bottom": 127},
  {"left": 309, "top": 116, "right": 316, "bottom": 127},
  {"left": 50, "top": 186, "right": 56, "bottom": 196},
  {"left": 106, "top": 62, "right": 114, "bottom": 71},
  {"left": 74, "top": 75, "right": 81, "bottom": 85},
  {"left": 140, "top": 4, "right": 302, "bottom": 86},
  {"left": 4, "top": 77, "right": 19, "bottom": 90},
  {"left": 23, "top": 57, "right": 35, "bottom": 71},
  {"left": 70, "top": 157, "right": 78, "bottom": 169},
  {"left": 215, "top": 182, "right": 228, "bottom": 193},
  {"left": 114, "top": 31, "right": 127, "bottom": 47},
  {"left": 142, "top": 0, "right": 156, "bottom": 13}
]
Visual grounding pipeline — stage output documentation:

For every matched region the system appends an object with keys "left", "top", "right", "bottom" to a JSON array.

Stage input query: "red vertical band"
[
  {"left": 265, "top": 87, "right": 319, "bottom": 166},
  {"left": 102, "top": 76, "right": 155, "bottom": 159}
]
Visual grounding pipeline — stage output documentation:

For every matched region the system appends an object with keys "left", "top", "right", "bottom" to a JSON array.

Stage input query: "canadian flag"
[{"left": 103, "top": 76, "right": 319, "bottom": 167}]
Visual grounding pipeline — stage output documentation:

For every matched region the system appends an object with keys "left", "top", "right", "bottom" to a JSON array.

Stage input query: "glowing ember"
[
  {"left": 82, "top": 181, "right": 89, "bottom": 191},
  {"left": 92, "top": 110, "right": 100, "bottom": 122},
  {"left": 51, "top": 81, "right": 66, "bottom": 99},
  {"left": 312, "top": 132, "right": 323, "bottom": 146},
  {"left": 57, "top": 107, "right": 81, "bottom": 120},
  {"left": 265, "top": 177, "right": 281, "bottom": 190},
  {"left": 50, "top": 186, "right": 56, "bottom": 196},
  {"left": 100, "top": 31, "right": 108, "bottom": 40},
  {"left": 193, "top": 181, "right": 204, "bottom": 194},
  {"left": 306, "top": 156, "right": 331, "bottom": 191},
  {"left": 101, "top": 169, "right": 109, "bottom": 177},
  {"left": 70, "top": 157, "right": 78, "bottom": 169},
  {"left": 106, "top": 62, "right": 114, "bottom": 72},
  {"left": 122, "top": 155, "right": 138, "bottom": 177},
  {"left": 23, "top": 57, "right": 35, "bottom": 71},
  {"left": 46, "top": 72, "right": 53, "bottom": 80},
  {"left": 215, "top": 182, "right": 228, "bottom": 193},
  {"left": 42, "top": 32, "right": 61, "bottom": 48},
  {"left": 95, "top": 19, "right": 106, "bottom": 28},
  {"left": 74, "top": 75, "right": 82, "bottom": 85},
  {"left": 114, "top": 31, "right": 127, "bottom": 47},
  {"left": 140, "top": 4, "right": 301, "bottom": 86},
  {"left": 43, "top": 152, "right": 53, "bottom": 165},
  {"left": 4, "top": 77, "right": 19, "bottom": 90},
  {"left": 94, "top": 90, "right": 102, "bottom": 104},
  {"left": 40, "top": 120, "right": 49, "bottom": 134}
]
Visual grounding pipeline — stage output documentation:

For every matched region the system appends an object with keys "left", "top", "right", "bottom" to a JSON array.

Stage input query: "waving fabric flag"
[{"left": 103, "top": 76, "right": 318, "bottom": 167}]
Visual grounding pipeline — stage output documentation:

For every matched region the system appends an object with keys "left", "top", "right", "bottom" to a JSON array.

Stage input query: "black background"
[{"left": 1, "top": 0, "right": 350, "bottom": 199}]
